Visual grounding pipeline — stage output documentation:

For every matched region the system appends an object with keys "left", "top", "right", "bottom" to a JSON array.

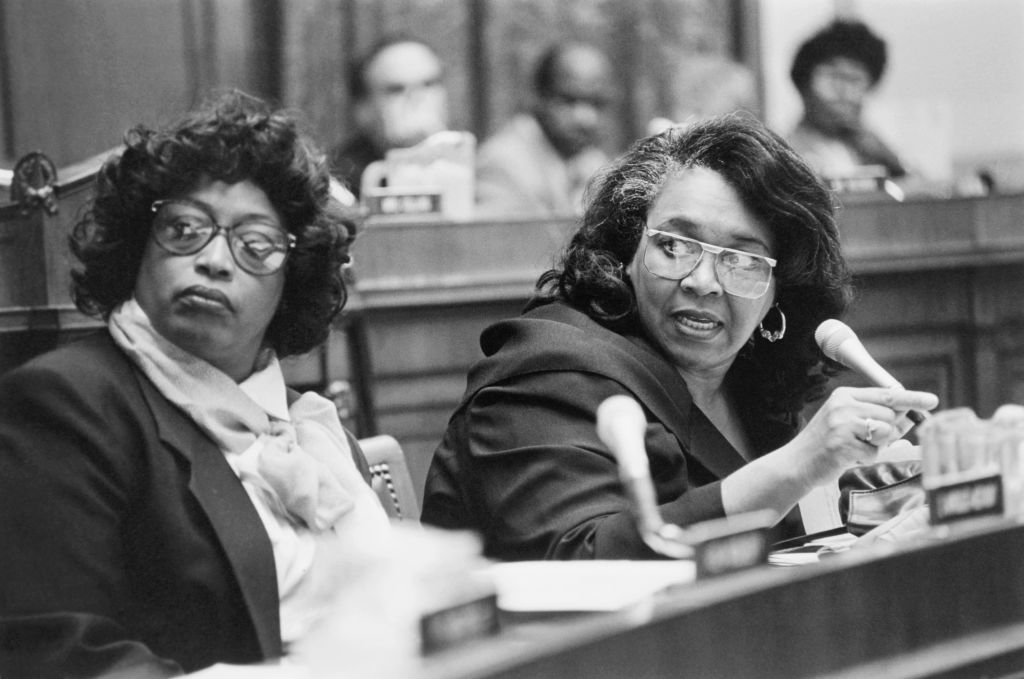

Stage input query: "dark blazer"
[
  {"left": 422, "top": 301, "right": 799, "bottom": 561},
  {"left": 0, "top": 332, "right": 367, "bottom": 678}
]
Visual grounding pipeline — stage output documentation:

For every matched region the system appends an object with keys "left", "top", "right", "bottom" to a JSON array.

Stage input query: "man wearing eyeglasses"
[
  {"left": 329, "top": 35, "right": 449, "bottom": 198},
  {"left": 475, "top": 41, "right": 615, "bottom": 217},
  {"left": 422, "top": 115, "right": 937, "bottom": 561}
]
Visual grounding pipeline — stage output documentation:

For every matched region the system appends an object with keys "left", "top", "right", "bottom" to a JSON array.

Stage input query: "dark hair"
[
  {"left": 69, "top": 89, "right": 357, "bottom": 358},
  {"left": 537, "top": 115, "right": 853, "bottom": 419},
  {"left": 790, "top": 19, "right": 887, "bottom": 93},
  {"left": 348, "top": 35, "right": 441, "bottom": 100}
]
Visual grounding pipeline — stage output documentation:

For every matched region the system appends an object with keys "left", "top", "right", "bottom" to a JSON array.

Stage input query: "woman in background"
[
  {"left": 423, "top": 115, "right": 937, "bottom": 560},
  {"left": 0, "top": 91, "right": 387, "bottom": 677},
  {"left": 787, "top": 19, "right": 907, "bottom": 181}
]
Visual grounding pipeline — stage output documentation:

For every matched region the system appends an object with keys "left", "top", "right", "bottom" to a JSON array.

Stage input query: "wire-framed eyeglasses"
[
  {"left": 642, "top": 228, "right": 776, "bottom": 299},
  {"left": 150, "top": 199, "right": 296, "bottom": 276}
]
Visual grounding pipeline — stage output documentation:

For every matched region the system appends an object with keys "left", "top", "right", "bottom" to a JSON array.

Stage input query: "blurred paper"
[
  {"left": 187, "top": 662, "right": 308, "bottom": 678},
  {"left": 487, "top": 560, "right": 694, "bottom": 612},
  {"left": 768, "top": 532, "right": 857, "bottom": 567},
  {"left": 799, "top": 483, "right": 844, "bottom": 534},
  {"left": 362, "top": 131, "right": 476, "bottom": 220}
]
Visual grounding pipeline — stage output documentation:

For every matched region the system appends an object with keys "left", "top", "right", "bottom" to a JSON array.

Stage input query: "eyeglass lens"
[
  {"left": 151, "top": 200, "right": 292, "bottom": 275},
  {"left": 643, "top": 230, "right": 773, "bottom": 299}
]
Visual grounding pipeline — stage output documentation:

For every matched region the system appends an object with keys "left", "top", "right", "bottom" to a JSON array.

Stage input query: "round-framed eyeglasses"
[
  {"left": 150, "top": 199, "right": 296, "bottom": 276},
  {"left": 642, "top": 228, "right": 776, "bottom": 299}
]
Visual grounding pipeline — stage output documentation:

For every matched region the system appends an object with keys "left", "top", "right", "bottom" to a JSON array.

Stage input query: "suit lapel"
[
  {"left": 518, "top": 303, "right": 749, "bottom": 479},
  {"left": 600, "top": 330, "right": 747, "bottom": 478},
  {"left": 135, "top": 372, "right": 282, "bottom": 658},
  {"left": 687, "top": 404, "right": 748, "bottom": 479}
]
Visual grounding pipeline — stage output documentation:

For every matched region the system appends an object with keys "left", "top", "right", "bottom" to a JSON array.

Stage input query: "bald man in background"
[
  {"left": 476, "top": 42, "right": 615, "bottom": 217},
  {"left": 330, "top": 36, "right": 449, "bottom": 197}
]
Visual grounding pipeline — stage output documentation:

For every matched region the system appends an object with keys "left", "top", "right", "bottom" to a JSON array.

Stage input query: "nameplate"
[
  {"left": 363, "top": 188, "right": 443, "bottom": 217},
  {"left": 826, "top": 176, "right": 885, "bottom": 194},
  {"left": 685, "top": 511, "right": 773, "bottom": 579},
  {"left": 824, "top": 165, "right": 888, "bottom": 194},
  {"left": 419, "top": 592, "right": 500, "bottom": 655},
  {"left": 927, "top": 474, "right": 1004, "bottom": 525}
]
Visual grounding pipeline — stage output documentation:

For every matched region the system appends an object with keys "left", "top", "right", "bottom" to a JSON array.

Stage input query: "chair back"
[{"left": 358, "top": 434, "right": 420, "bottom": 522}]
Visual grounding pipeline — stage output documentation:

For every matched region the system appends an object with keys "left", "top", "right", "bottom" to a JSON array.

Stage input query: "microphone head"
[
  {"left": 596, "top": 395, "right": 648, "bottom": 475},
  {"left": 814, "top": 319, "right": 856, "bottom": 361}
]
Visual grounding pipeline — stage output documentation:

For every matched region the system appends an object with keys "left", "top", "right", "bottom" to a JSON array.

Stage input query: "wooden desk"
[{"left": 418, "top": 518, "right": 1024, "bottom": 679}]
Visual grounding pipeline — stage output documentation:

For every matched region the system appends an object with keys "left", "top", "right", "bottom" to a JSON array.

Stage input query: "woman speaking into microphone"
[{"left": 422, "top": 115, "right": 938, "bottom": 561}]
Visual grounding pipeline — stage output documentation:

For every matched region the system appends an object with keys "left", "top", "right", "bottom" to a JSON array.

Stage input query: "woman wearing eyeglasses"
[
  {"left": 0, "top": 91, "right": 388, "bottom": 676},
  {"left": 422, "top": 115, "right": 938, "bottom": 561}
]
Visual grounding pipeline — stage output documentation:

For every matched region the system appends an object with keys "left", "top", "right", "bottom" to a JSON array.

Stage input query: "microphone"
[
  {"left": 596, "top": 395, "right": 690, "bottom": 559},
  {"left": 815, "top": 319, "right": 927, "bottom": 425}
]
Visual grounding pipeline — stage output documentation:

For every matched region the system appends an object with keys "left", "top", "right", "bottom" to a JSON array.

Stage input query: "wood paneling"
[
  {"left": 478, "top": 0, "right": 742, "bottom": 151},
  {"left": 276, "top": 0, "right": 745, "bottom": 158},
  {"left": 1, "top": 0, "right": 747, "bottom": 200},
  {"left": 0, "top": 0, "right": 275, "bottom": 167}
]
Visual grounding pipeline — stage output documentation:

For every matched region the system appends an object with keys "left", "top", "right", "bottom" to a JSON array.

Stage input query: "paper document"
[{"left": 487, "top": 560, "right": 695, "bottom": 612}]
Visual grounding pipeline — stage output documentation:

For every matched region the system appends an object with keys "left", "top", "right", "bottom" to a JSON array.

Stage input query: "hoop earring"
[{"left": 758, "top": 304, "right": 786, "bottom": 343}]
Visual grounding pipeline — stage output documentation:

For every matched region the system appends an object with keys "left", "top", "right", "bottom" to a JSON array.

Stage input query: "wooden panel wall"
[
  {"left": 0, "top": 0, "right": 276, "bottom": 167},
  {"left": 1, "top": 0, "right": 745, "bottom": 169},
  {"left": 281, "top": 0, "right": 746, "bottom": 159}
]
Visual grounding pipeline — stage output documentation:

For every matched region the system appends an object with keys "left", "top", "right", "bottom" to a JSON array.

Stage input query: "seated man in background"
[
  {"left": 329, "top": 36, "right": 449, "bottom": 198},
  {"left": 476, "top": 41, "right": 615, "bottom": 217},
  {"left": 786, "top": 19, "right": 907, "bottom": 183}
]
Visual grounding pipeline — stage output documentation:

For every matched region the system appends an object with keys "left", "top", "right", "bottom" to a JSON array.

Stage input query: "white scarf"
[{"left": 108, "top": 298, "right": 386, "bottom": 533}]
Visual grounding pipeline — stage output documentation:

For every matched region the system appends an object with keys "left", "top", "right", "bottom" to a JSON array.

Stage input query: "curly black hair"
[
  {"left": 790, "top": 19, "right": 888, "bottom": 93},
  {"left": 69, "top": 89, "right": 356, "bottom": 357},
  {"left": 537, "top": 114, "right": 853, "bottom": 422}
]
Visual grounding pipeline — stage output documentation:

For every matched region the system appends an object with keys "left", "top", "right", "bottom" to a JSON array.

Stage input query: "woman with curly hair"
[
  {"left": 0, "top": 91, "right": 387, "bottom": 676},
  {"left": 422, "top": 115, "right": 937, "bottom": 560},
  {"left": 786, "top": 19, "right": 907, "bottom": 181}
]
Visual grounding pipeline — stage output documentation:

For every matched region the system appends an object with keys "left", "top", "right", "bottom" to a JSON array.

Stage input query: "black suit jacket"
[
  {"left": 0, "top": 332, "right": 366, "bottom": 678},
  {"left": 422, "top": 301, "right": 800, "bottom": 561}
]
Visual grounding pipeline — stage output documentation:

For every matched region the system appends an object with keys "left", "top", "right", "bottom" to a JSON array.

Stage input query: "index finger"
[{"left": 888, "top": 389, "right": 939, "bottom": 427}]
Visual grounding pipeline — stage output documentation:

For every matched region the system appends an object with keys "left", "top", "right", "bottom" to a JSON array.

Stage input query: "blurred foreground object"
[
  {"left": 919, "top": 405, "right": 1024, "bottom": 525},
  {"left": 294, "top": 525, "right": 497, "bottom": 678},
  {"left": 361, "top": 131, "right": 475, "bottom": 221}
]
